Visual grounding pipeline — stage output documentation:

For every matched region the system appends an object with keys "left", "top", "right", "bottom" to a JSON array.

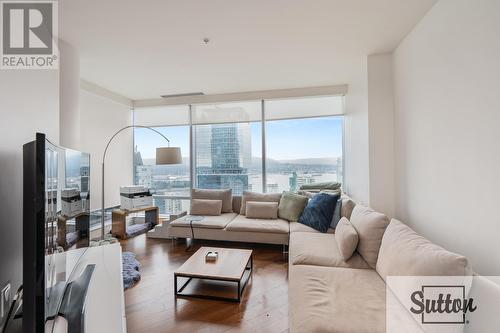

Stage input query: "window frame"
[{"left": 133, "top": 95, "right": 345, "bottom": 197}]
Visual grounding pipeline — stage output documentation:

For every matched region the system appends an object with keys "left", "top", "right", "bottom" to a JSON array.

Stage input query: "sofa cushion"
[
  {"left": 225, "top": 214, "right": 289, "bottom": 234},
  {"left": 335, "top": 217, "right": 359, "bottom": 261},
  {"left": 350, "top": 204, "right": 390, "bottom": 268},
  {"left": 232, "top": 195, "right": 242, "bottom": 214},
  {"left": 240, "top": 191, "right": 282, "bottom": 216},
  {"left": 191, "top": 189, "right": 233, "bottom": 213},
  {"left": 289, "top": 265, "right": 386, "bottom": 333},
  {"left": 297, "top": 190, "right": 316, "bottom": 199},
  {"left": 190, "top": 199, "right": 222, "bottom": 216},
  {"left": 289, "top": 222, "right": 334, "bottom": 234},
  {"left": 168, "top": 225, "right": 289, "bottom": 245},
  {"left": 376, "top": 219, "right": 472, "bottom": 281},
  {"left": 289, "top": 232, "right": 370, "bottom": 269},
  {"left": 298, "top": 193, "right": 339, "bottom": 233},
  {"left": 278, "top": 192, "right": 309, "bottom": 222},
  {"left": 169, "top": 213, "right": 237, "bottom": 229},
  {"left": 331, "top": 197, "right": 342, "bottom": 228},
  {"left": 245, "top": 201, "right": 278, "bottom": 219},
  {"left": 340, "top": 194, "right": 356, "bottom": 219}
]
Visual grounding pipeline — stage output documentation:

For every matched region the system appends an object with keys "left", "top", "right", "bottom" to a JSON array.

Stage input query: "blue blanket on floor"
[
  {"left": 122, "top": 251, "right": 141, "bottom": 289},
  {"left": 126, "top": 222, "right": 153, "bottom": 238}
]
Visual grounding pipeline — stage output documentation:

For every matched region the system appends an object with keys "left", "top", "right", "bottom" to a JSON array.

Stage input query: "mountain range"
[{"left": 142, "top": 157, "right": 340, "bottom": 166}]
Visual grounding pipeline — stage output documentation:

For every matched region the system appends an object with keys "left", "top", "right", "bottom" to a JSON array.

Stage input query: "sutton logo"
[{"left": 410, "top": 285, "right": 477, "bottom": 324}]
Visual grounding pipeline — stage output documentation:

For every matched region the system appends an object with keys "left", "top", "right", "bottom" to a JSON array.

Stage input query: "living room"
[{"left": 1, "top": 0, "right": 499, "bottom": 332}]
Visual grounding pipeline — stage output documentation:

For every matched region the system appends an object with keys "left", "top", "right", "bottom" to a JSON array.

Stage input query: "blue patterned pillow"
[{"left": 299, "top": 193, "right": 340, "bottom": 233}]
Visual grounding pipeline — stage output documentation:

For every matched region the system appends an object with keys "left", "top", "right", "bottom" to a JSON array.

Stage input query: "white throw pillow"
[
  {"left": 190, "top": 199, "right": 222, "bottom": 216},
  {"left": 191, "top": 189, "right": 232, "bottom": 213},
  {"left": 245, "top": 201, "right": 279, "bottom": 219},
  {"left": 335, "top": 217, "right": 359, "bottom": 261},
  {"left": 240, "top": 191, "right": 282, "bottom": 216},
  {"left": 349, "top": 204, "right": 390, "bottom": 268}
]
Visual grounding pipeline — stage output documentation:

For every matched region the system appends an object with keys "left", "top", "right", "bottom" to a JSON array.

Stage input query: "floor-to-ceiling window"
[
  {"left": 133, "top": 95, "right": 344, "bottom": 209},
  {"left": 264, "top": 96, "right": 344, "bottom": 192},
  {"left": 265, "top": 117, "right": 343, "bottom": 192},
  {"left": 133, "top": 106, "right": 191, "bottom": 214},
  {"left": 192, "top": 101, "right": 262, "bottom": 195}
]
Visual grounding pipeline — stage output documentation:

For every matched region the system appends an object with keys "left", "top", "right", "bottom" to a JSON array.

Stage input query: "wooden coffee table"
[{"left": 174, "top": 247, "right": 253, "bottom": 302}]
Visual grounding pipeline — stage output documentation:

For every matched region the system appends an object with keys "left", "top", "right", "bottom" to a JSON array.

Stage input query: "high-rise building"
[
  {"left": 153, "top": 196, "right": 166, "bottom": 214},
  {"left": 136, "top": 165, "right": 153, "bottom": 188},
  {"left": 296, "top": 174, "right": 315, "bottom": 189},
  {"left": 289, "top": 171, "right": 298, "bottom": 192},
  {"left": 266, "top": 182, "right": 279, "bottom": 193},
  {"left": 195, "top": 123, "right": 251, "bottom": 195},
  {"left": 165, "top": 198, "right": 189, "bottom": 214},
  {"left": 134, "top": 145, "right": 146, "bottom": 185},
  {"left": 289, "top": 172, "right": 316, "bottom": 191}
]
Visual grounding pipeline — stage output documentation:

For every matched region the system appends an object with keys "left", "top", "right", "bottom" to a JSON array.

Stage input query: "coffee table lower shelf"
[{"left": 174, "top": 255, "right": 253, "bottom": 303}]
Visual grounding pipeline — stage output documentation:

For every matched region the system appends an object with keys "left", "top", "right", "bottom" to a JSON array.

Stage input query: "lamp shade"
[{"left": 156, "top": 147, "right": 182, "bottom": 164}]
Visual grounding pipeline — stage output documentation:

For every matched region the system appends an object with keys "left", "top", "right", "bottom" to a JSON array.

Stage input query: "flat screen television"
[{"left": 22, "top": 133, "right": 91, "bottom": 332}]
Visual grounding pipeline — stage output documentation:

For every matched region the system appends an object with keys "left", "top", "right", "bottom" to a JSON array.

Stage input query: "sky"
[{"left": 134, "top": 117, "right": 343, "bottom": 161}]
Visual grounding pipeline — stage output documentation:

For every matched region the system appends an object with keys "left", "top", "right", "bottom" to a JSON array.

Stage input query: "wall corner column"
[{"left": 59, "top": 39, "right": 81, "bottom": 149}]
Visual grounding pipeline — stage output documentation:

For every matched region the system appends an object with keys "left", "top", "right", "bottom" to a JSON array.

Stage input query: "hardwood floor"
[{"left": 120, "top": 234, "right": 289, "bottom": 333}]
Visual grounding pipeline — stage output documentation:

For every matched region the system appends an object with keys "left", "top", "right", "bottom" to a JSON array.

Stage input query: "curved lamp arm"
[
  {"left": 102, "top": 125, "right": 170, "bottom": 164},
  {"left": 101, "top": 125, "right": 171, "bottom": 240}
]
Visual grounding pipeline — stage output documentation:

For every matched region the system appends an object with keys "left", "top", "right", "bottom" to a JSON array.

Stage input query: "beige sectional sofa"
[
  {"left": 166, "top": 189, "right": 499, "bottom": 331},
  {"left": 288, "top": 199, "right": 474, "bottom": 333},
  {"left": 166, "top": 189, "right": 498, "bottom": 331},
  {"left": 166, "top": 194, "right": 337, "bottom": 245}
]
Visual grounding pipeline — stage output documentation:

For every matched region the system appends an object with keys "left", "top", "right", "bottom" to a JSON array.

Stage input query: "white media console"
[{"left": 49, "top": 243, "right": 126, "bottom": 333}]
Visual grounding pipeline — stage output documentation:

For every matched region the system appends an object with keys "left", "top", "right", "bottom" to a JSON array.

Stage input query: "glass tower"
[{"left": 196, "top": 123, "right": 251, "bottom": 195}]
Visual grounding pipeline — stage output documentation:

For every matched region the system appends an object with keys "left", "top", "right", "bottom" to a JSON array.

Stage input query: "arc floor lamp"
[{"left": 101, "top": 125, "right": 182, "bottom": 239}]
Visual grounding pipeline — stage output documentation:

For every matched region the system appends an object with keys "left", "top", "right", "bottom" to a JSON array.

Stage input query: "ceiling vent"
[{"left": 160, "top": 92, "right": 204, "bottom": 98}]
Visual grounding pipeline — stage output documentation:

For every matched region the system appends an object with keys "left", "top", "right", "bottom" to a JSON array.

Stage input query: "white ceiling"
[{"left": 60, "top": 0, "right": 437, "bottom": 100}]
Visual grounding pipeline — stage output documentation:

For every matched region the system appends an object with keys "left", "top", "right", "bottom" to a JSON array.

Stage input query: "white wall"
[
  {"left": 78, "top": 89, "right": 133, "bottom": 210},
  {"left": 344, "top": 63, "right": 370, "bottom": 205},
  {"left": 393, "top": 0, "right": 500, "bottom": 274},
  {"left": 0, "top": 70, "right": 59, "bottom": 310},
  {"left": 368, "top": 53, "right": 395, "bottom": 217}
]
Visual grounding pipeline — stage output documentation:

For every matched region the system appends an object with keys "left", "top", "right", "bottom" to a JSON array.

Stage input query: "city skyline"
[
  {"left": 134, "top": 116, "right": 344, "bottom": 213},
  {"left": 134, "top": 117, "right": 343, "bottom": 162}
]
